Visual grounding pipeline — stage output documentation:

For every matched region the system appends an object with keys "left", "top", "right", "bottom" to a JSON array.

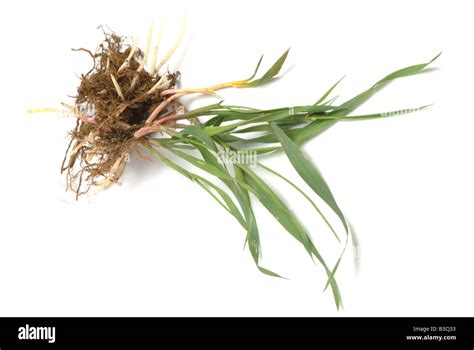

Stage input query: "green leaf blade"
[{"left": 271, "top": 123, "right": 348, "bottom": 234}]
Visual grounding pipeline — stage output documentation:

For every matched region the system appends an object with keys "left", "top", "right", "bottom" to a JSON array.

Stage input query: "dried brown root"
[{"left": 60, "top": 28, "right": 181, "bottom": 198}]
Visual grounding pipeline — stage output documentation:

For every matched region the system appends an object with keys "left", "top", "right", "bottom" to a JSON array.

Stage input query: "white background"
[{"left": 0, "top": 0, "right": 473, "bottom": 316}]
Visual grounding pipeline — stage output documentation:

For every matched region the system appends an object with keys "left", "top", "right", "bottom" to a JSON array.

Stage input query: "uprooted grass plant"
[{"left": 30, "top": 25, "right": 439, "bottom": 309}]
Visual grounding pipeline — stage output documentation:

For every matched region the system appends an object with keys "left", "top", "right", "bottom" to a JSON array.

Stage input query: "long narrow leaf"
[
  {"left": 271, "top": 123, "right": 349, "bottom": 234},
  {"left": 258, "top": 162, "right": 340, "bottom": 243},
  {"left": 237, "top": 164, "right": 342, "bottom": 308}
]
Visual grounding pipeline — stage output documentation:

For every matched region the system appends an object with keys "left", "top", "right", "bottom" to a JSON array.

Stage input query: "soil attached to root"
[{"left": 62, "top": 29, "right": 180, "bottom": 197}]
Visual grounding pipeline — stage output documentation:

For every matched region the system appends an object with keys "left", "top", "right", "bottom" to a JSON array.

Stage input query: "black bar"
[{"left": 0, "top": 317, "right": 473, "bottom": 348}]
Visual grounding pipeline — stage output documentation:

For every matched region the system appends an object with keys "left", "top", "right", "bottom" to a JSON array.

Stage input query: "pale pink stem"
[
  {"left": 145, "top": 93, "right": 185, "bottom": 124},
  {"left": 133, "top": 116, "right": 175, "bottom": 138},
  {"left": 134, "top": 113, "right": 181, "bottom": 138},
  {"left": 160, "top": 89, "right": 177, "bottom": 96},
  {"left": 155, "top": 114, "right": 179, "bottom": 125},
  {"left": 133, "top": 126, "right": 157, "bottom": 138}
]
